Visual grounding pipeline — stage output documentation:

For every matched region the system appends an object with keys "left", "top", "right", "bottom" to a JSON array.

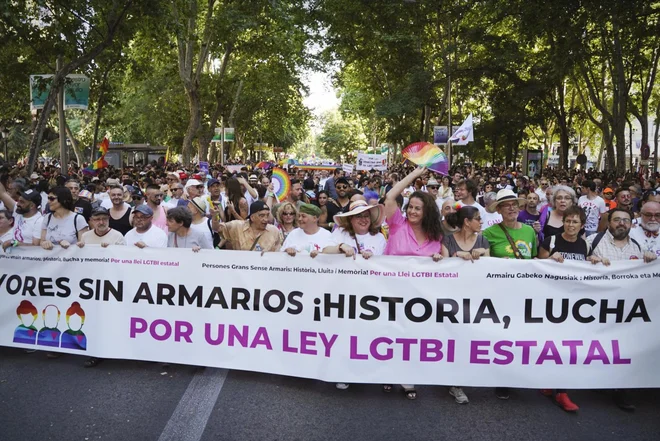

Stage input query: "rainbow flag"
[
  {"left": 402, "top": 142, "right": 449, "bottom": 175},
  {"left": 83, "top": 137, "right": 110, "bottom": 175}
]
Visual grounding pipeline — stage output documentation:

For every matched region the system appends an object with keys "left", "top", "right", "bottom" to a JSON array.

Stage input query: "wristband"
[{"left": 12, "top": 240, "right": 19, "bottom": 248}]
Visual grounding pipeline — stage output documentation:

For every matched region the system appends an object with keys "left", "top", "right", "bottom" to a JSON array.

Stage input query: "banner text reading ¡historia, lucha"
[{"left": 0, "top": 247, "right": 659, "bottom": 388}]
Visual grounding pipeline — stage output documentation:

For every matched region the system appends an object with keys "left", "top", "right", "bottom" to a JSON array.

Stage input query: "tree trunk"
[
  {"left": 183, "top": 87, "right": 201, "bottom": 165},
  {"left": 64, "top": 122, "right": 82, "bottom": 165},
  {"left": 654, "top": 112, "right": 659, "bottom": 174}
]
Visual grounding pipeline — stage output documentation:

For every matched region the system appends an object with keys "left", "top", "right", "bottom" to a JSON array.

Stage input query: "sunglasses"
[
  {"left": 427, "top": 186, "right": 439, "bottom": 190},
  {"left": 282, "top": 212, "right": 295, "bottom": 216},
  {"left": 336, "top": 185, "right": 348, "bottom": 190},
  {"left": 196, "top": 185, "right": 205, "bottom": 189},
  {"left": 132, "top": 195, "right": 144, "bottom": 200},
  {"left": 48, "top": 196, "right": 57, "bottom": 202}
]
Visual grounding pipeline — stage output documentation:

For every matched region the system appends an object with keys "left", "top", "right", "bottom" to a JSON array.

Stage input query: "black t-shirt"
[
  {"left": 74, "top": 199, "right": 92, "bottom": 222},
  {"left": 541, "top": 234, "right": 588, "bottom": 261},
  {"left": 325, "top": 201, "right": 341, "bottom": 220}
]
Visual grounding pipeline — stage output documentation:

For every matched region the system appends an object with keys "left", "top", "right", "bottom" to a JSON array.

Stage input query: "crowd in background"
[{"left": 1, "top": 158, "right": 659, "bottom": 413}]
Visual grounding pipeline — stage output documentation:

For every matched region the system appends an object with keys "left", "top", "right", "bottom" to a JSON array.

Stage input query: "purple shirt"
[
  {"left": 384, "top": 209, "right": 442, "bottom": 256},
  {"left": 517, "top": 209, "right": 540, "bottom": 226}
]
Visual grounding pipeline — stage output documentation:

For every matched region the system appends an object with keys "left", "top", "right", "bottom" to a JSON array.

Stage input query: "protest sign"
[
  {"left": 342, "top": 164, "right": 354, "bottom": 174},
  {"left": 1, "top": 248, "right": 658, "bottom": 388},
  {"left": 356, "top": 153, "right": 387, "bottom": 171}
]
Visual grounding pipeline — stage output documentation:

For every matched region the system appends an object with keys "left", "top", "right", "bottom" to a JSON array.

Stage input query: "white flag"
[{"left": 449, "top": 113, "right": 474, "bottom": 145}]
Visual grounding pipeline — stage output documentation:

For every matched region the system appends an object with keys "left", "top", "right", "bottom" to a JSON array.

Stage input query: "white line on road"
[{"left": 158, "top": 368, "right": 228, "bottom": 441}]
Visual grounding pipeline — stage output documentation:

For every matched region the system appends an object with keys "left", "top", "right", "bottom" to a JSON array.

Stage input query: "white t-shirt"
[
  {"left": 578, "top": 195, "right": 607, "bottom": 232},
  {"left": 124, "top": 226, "right": 168, "bottom": 248},
  {"left": 331, "top": 227, "right": 387, "bottom": 255},
  {"left": 0, "top": 229, "right": 13, "bottom": 243},
  {"left": 12, "top": 210, "right": 43, "bottom": 244},
  {"left": 629, "top": 225, "right": 660, "bottom": 258},
  {"left": 40, "top": 212, "right": 88, "bottom": 244},
  {"left": 535, "top": 188, "right": 547, "bottom": 211},
  {"left": 280, "top": 227, "right": 336, "bottom": 254},
  {"left": 81, "top": 228, "right": 126, "bottom": 245},
  {"left": 190, "top": 219, "right": 214, "bottom": 248},
  {"left": 481, "top": 211, "right": 503, "bottom": 229},
  {"left": 167, "top": 228, "right": 213, "bottom": 249}
]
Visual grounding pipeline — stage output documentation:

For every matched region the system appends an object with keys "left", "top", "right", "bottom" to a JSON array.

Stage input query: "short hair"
[
  {"left": 615, "top": 187, "right": 631, "bottom": 198},
  {"left": 608, "top": 208, "right": 632, "bottom": 222},
  {"left": 146, "top": 184, "right": 161, "bottom": 192},
  {"left": 582, "top": 180, "right": 596, "bottom": 192},
  {"left": 562, "top": 205, "right": 586, "bottom": 224},
  {"left": 551, "top": 185, "right": 577, "bottom": 208},
  {"left": 0, "top": 209, "right": 14, "bottom": 226},
  {"left": 457, "top": 179, "right": 479, "bottom": 199},
  {"left": 290, "top": 178, "right": 301, "bottom": 187},
  {"left": 166, "top": 206, "right": 193, "bottom": 228},
  {"left": 334, "top": 168, "right": 342, "bottom": 176}
]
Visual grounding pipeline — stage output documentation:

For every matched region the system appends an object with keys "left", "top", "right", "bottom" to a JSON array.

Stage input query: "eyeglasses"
[
  {"left": 641, "top": 212, "right": 660, "bottom": 220},
  {"left": 353, "top": 213, "right": 371, "bottom": 219},
  {"left": 427, "top": 186, "right": 439, "bottom": 190},
  {"left": 554, "top": 196, "right": 572, "bottom": 201},
  {"left": 48, "top": 196, "right": 57, "bottom": 202},
  {"left": 611, "top": 218, "right": 632, "bottom": 225}
]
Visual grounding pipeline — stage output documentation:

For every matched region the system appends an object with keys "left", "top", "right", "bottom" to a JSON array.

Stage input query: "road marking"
[{"left": 158, "top": 368, "right": 228, "bottom": 441}]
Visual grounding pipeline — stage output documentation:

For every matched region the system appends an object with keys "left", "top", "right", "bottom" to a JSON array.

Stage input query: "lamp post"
[{"left": 1, "top": 127, "right": 9, "bottom": 163}]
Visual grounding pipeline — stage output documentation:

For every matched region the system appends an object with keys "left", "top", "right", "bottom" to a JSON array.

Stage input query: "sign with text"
[
  {"left": 342, "top": 164, "right": 354, "bottom": 174},
  {"left": 1, "top": 248, "right": 659, "bottom": 388},
  {"left": 356, "top": 153, "right": 387, "bottom": 171},
  {"left": 30, "top": 74, "right": 90, "bottom": 111}
]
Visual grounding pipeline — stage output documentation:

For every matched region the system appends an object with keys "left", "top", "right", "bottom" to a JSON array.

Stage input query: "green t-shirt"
[{"left": 483, "top": 223, "right": 537, "bottom": 259}]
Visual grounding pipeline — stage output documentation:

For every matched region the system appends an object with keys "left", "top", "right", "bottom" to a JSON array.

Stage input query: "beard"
[
  {"left": 610, "top": 226, "right": 630, "bottom": 240},
  {"left": 643, "top": 221, "right": 660, "bottom": 233}
]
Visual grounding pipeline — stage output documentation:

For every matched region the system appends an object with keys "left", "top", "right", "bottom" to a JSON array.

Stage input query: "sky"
[{"left": 303, "top": 69, "right": 340, "bottom": 135}]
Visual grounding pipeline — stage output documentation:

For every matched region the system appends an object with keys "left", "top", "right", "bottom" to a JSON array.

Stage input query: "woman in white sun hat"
[
  {"left": 324, "top": 199, "right": 387, "bottom": 258},
  {"left": 323, "top": 199, "right": 387, "bottom": 391}
]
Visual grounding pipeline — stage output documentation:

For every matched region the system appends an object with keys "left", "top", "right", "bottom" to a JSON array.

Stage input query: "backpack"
[
  {"left": 587, "top": 231, "right": 641, "bottom": 257},
  {"left": 46, "top": 213, "right": 81, "bottom": 240},
  {"left": 207, "top": 218, "right": 221, "bottom": 249}
]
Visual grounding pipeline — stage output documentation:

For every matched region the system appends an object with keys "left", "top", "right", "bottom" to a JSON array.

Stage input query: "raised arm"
[
  {"left": 0, "top": 182, "right": 16, "bottom": 212},
  {"left": 384, "top": 166, "right": 426, "bottom": 219}
]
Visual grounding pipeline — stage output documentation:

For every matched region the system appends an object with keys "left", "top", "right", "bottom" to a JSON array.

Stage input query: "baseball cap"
[
  {"left": 132, "top": 188, "right": 145, "bottom": 198},
  {"left": 336, "top": 177, "right": 350, "bottom": 187},
  {"left": 207, "top": 178, "right": 220, "bottom": 187},
  {"left": 30, "top": 173, "right": 39, "bottom": 180},
  {"left": 184, "top": 179, "right": 202, "bottom": 188},
  {"left": 604, "top": 187, "right": 614, "bottom": 194},
  {"left": 132, "top": 205, "right": 153, "bottom": 216},
  {"left": 79, "top": 190, "right": 93, "bottom": 200},
  {"left": 90, "top": 207, "right": 110, "bottom": 217},
  {"left": 249, "top": 174, "right": 258, "bottom": 180},
  {"left": 19, "top": 189, "right": 42, "bottom": 206},
  {"left": 249, "top": 200, "right": 269, "bottom": 216}
]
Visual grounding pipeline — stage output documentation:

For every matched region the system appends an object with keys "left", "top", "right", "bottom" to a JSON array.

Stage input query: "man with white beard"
[{"left": 629, "top": 201, "right": 660, "bottom": 258}]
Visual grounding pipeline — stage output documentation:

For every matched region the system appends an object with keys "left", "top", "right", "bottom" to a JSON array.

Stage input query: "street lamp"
[{"left": 1, "top": 127, "right": 9, "bottom": 163}]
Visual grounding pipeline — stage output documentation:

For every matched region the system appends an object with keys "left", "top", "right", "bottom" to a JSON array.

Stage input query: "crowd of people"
[{"left": 1, "top": 158, "right": 659, "bottom": 413}]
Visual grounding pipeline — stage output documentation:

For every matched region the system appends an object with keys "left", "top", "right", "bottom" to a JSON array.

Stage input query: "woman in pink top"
[{"left": 383, "top": 166, "right": 443, "bottom": 401}]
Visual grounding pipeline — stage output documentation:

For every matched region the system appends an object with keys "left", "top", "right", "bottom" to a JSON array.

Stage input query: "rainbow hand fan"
[
  {"left": 271, "top": 168, "right": 291, "bottom": 201},
  {"left": 402, "top": 142, "right": 449, "bottom": 175},
  {"left": 256, "top": 161, "right": 273, "bottom": 170}
]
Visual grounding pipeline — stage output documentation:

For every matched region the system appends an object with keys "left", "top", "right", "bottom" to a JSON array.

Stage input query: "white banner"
[
  {"left": 356, "top": 153, "right": 387, "bottom": 171},
  {"left": 1, "top": 248, "right": 659, "bottom": 388},
  {"left": 342, "top": 164, "right": 354, "bottom": 174}
]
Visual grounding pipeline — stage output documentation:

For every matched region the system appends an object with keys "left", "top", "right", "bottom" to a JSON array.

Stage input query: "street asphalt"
[{"left": 0, "top": 347, "right": 658, "bottom": 441}]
